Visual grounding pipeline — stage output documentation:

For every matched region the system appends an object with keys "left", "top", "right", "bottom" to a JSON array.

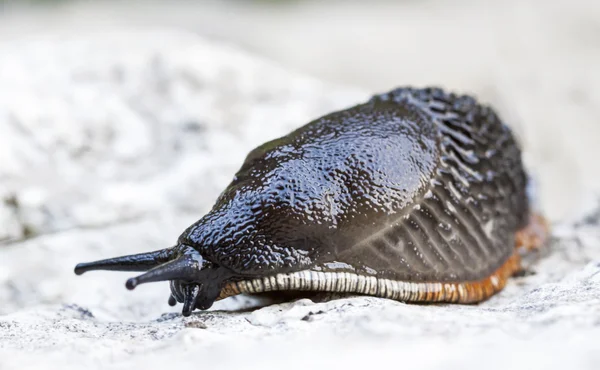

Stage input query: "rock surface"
[{"left": 1, "top": 31, "right": 599, "bottom": 370}]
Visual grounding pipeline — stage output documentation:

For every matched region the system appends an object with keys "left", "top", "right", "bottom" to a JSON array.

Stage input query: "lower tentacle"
[{"left": 181, "top": 284, "right": 200, "bottom": 317}]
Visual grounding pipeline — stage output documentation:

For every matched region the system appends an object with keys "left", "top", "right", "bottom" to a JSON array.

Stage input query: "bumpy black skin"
[{"left": 177, "top": 87, "right": 529, "bottom": 305}]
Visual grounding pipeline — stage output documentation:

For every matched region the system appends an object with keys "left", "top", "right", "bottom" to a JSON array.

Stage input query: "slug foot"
[{"left": 217, "top": 256, "right": 522, "bottom": 305}]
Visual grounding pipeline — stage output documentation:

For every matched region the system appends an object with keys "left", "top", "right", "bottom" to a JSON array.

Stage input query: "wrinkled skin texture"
[
  {"left": 179, "top": 87, "right": 529, "bottom": 297},
  {"left": 181, "top": 98, "right": 439, "bottom": 277}
]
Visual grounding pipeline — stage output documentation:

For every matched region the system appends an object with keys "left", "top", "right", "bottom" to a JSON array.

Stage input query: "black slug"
[{"left": 74, "top": 87, "right": 548, "bottom": 316}]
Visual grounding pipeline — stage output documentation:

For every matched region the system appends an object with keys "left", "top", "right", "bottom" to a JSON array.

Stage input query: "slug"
[{"left": 74, "top": 87, "right": 548, "bottom": 316}]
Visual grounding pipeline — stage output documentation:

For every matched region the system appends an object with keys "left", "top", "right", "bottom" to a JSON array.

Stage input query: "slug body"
[{"left": 75, "top": 87, "right": 546, "bottom": 316}]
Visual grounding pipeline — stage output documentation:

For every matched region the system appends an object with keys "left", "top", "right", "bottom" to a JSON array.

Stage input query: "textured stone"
[{"left": 0, "top": 30, "right": 599, "bottom": 370}]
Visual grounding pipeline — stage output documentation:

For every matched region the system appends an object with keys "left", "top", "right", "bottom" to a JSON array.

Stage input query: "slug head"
[{"left": 74, "top": 244, "right": 234, "bottom": 316}]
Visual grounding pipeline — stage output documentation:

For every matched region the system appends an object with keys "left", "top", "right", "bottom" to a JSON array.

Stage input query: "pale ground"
[{"left": 0, "top": 1, "right": 599, "bottom": 369}]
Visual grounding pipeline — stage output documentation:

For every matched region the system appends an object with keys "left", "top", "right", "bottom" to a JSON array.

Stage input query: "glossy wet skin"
[
  {"left": 180, "top": 99, "right": 439, "bottom": 277},
  {"left": 75, "top": 87, "right": 529, "bottom": 314}
]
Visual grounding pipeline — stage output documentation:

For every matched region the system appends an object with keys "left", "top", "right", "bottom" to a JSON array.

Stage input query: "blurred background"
[
  {"left": 2, "top": 0, "right": 599, "bottom": 221},
  {"left": 1, "top": 1, "right": 600, "bottom": 368}
]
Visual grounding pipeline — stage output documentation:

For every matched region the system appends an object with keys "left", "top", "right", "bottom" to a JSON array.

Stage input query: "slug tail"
[{"left": 73, "top": 248, "right": 175, "bottom": 275}]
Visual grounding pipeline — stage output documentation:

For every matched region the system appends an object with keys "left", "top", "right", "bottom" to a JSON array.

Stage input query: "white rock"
[{"left": 0, "top": 30, "right": 599, "bottom": 370}]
